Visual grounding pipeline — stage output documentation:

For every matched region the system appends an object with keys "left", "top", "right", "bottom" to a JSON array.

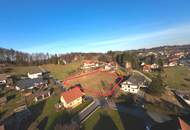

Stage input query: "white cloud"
[
  {"left": 85, "top": 23, "right": 190, "bottom": 48},
  {"left": 21, "top": 23, "right": 190, "bottom": 53}
]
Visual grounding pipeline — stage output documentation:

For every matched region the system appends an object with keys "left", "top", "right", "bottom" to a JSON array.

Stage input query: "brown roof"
[{"left": 61, "top": 87, "right": 83, "bottom": 103}]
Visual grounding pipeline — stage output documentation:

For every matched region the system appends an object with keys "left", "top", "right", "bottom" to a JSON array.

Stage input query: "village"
[{"left": 0, "top": 45, "right": 190, "bottom": 130}]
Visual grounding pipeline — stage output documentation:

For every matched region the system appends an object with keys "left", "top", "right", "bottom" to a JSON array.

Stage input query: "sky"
[{"left": 0, "top": 0, "right": 190, "bottom": 53}]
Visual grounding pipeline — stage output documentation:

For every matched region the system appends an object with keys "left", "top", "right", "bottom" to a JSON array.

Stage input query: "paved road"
[
  {"left": 172, "top": 90, "right": 190, "bottom": 112},
  {"left": 73, "top": 99, "right": 100, "bottom": 123}
]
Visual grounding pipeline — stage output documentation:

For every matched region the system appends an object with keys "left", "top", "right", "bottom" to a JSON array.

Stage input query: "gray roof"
[
  {"left": 127, "top": 73, "right": 147, "bottom": 85},
  {"left": 16, "top": 78, "right": 44, "bottom": 89}
]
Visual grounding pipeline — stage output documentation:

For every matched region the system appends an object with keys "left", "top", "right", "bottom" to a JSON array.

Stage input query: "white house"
[
  {"left": 0, "top": 74, "right": 10, "bottom": 85},
  {"left": 169, "top": 61, "right": 178, "bottom": 67},
  {"left": 81, "top": 60, "right": 99, "bottom": 70},
  {"left": 151, "top": 63, "right": 159, "bottom": 69},
  {"left": 121, "top": 81, "right": 140, "bottom": 94},
  {"left": 27, "top": 72, "right": 42, "bottom": 79},
  {"left": 120, "top": 74, "right": 149, "bottom": 94}
]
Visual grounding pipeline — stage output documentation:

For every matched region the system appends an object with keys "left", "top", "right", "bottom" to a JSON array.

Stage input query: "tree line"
[{"left": 0, "top": 47, "right": 103, "bottom": 65}]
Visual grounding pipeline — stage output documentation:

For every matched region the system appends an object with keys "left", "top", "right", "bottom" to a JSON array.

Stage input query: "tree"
[
  {"left": 157, "top": 58, "right": 163, "bottom": 71},
  {"left": 147, "top": 74, "right": 165, "bottom": 96},
  {"left": 116, "top": 52, "right": 140, "bottom": 69},
  {"left": 98, "top": 54, "right": 109, "bottom": 62}
]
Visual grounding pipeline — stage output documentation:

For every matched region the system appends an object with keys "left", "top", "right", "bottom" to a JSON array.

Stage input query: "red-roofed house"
[
  {"left": 60, "top": 87, "right": 84, "bottom": 109},
  {"left": 143, "top": 64, "right": 152, "bottom": 72}
]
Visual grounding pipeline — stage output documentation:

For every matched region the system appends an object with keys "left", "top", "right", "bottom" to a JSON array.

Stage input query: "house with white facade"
[
  {"left": 0, "top": 74, "right": 10, "bottom": 85},
  {"left": 120, "top": 73, "right": 149, "bottom": 94},
  {"left": 27, "top": 72, "right": 42, "bottom": 79},
  {"left": 81, "top": 60, "right": 99, "bottom": 70}
]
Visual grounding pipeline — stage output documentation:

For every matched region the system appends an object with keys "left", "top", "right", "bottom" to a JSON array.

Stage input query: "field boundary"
[{"left": 63, "top": 69, "right": 123, "bottom": 97}]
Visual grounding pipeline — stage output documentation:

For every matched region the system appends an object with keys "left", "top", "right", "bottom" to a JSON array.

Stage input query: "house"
[
  {"left": 0, "top": 97, "right": 7, "bottom": 106},
  {"left": 34, "top": 90, "right": 51, "bottom": 102},
  {"left": 15, "top": 78, "right": 45, "bottom": 91},
  {"left": 27, "top": 72, "right": 42, "bottom": 79},
  {"left": 151, "top": 117, "right": 190, "bottom": 130},
  {"left": 120, "top": 73, "right": 148, "bottom": 94},
  {"left": 104, "top": 62, "right": 116, "bottom": 71},
  {"left": 175, "top": 52, "right": 185, "bottom": 58},
  {"left": 142, "top": 63, "right": 159, "bottom": 72},
  {"left": 81, "top": 60, "right": 99, "bottom": 70},
  {"left": 143, "top": 64, "right": 152, "bottom": 72},
  {"left": 60, "top": 87, "right": 84, "bottom": 109},
  {"left": 125, "top": 62, "right": 132, "bottom": 69},
  {"left": 0, "top": 74, "right": 10, "bottom": 85},
  {"left": 169, "top": 61, "right": 178, "bottom": 67},
  {"left": 151, "top": 63, "right": 159, "bottom": 70},
  {"left": 163, "top": 63, "right": 169, "bottom": 68}
]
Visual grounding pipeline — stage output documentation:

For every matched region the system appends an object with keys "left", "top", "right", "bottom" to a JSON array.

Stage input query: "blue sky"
[{"left": 0, "top": 0, "right": 190, "bottom": 53}]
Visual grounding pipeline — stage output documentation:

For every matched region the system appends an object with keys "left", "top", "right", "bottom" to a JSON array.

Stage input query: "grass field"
[
  {"left": 162, "top": 66, "right": 190, "bottom": 90},
  {"left": 6, "top": 65, "right": 40, "bottom": 75},
  {"left": 28, "top": 93, "right": 67, "bottom": 130},
  {"left": 65, "top": 71, "right": 117, "bottom": 96},
  {"left": 42, "top": 61, "right": 82, "bottom": 80},
  {"left": 27, "top": 86, "right": 92, "bottom": 130},
  {"left": 82, "top": 108, "right": 145, "bottom": 130},
  {"left": 143, "top": 66, "right": 190, "bottom": 90}
]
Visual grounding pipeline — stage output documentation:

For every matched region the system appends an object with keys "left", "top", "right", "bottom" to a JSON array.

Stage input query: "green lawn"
[
  {"left": 143, "top": 66, "right": 190, "bottom": 90},
  {"left": 28, "top": 86, "right": 92, "bottom": 130},
  {"left": 28, "top": 93, "right": 69, "bottom": 130},
  {"left": 0, "top": 90, "right": 24, "bottom": 121},
  {"left": 8, "top": 65, "right": 41, "bottom": 75},
  {"left": 42, "top": 61, "right": 82, "bottom": 80},
  {"left": 82, "top": 108, "right": 145, "bottom": 130},
  {"left": 162, "top": 66, "right": 190, "bottom": 90}
]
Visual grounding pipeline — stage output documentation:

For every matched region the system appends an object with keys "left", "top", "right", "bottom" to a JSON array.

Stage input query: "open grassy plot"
[
  {"left": 28, "top": 92, "right": 69, "bottom": 130},
  {"left": 27, "top": 86, "right": 92, "bottom": 130},
  {"left": 162, "top": 66, "right": 190, "bottom": 90},
  {"left": 42, "top": 61, "right": 82, "bottom": 80},
  {"left": 65, "top": 71, "right": 117, "bottom": 96},
  {"left": 82, "top": 108, "right": 145, "bottom": 130},
  {"left": 8, "top": 65, "right": 41, "bottom": 75}
]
